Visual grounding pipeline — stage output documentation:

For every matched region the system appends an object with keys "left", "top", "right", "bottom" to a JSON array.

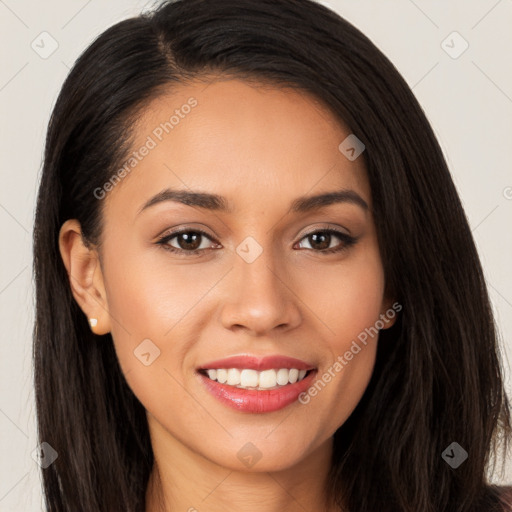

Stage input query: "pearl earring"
[{"left": 89, "top": 318, "right": 98, "bottom": 328}]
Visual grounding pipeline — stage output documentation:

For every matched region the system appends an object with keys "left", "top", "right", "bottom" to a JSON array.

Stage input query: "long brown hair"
[{"left": 33, "top": 0, "right": 511, "bottom": 510}]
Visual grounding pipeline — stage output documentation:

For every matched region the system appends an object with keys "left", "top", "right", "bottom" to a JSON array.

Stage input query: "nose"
[{"left": 219, "top": 243, "right": 302, "bottom": 336}]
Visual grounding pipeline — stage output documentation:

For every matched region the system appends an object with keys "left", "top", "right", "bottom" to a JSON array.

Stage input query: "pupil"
[
  {"left": 310, "top": 232, "right": 330, "bottom": 250},
  {"left": 179, "top": 232, "right": 201, "bottom": 250}
]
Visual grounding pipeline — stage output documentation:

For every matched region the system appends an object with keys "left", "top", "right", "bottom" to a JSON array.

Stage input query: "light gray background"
[{"left": 1, "top": 1, "right": 511, "bottom": 510}]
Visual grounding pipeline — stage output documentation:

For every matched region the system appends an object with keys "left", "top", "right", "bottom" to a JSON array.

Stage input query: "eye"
[
  {"left": 295, "top": 228, "right": 357, "bottom": 254},
  {"left": 156, "top": 227, "right": 358, "bottom": 257},
  {"left": 156, "top": 229, "right": 220, "bottom": 255}
]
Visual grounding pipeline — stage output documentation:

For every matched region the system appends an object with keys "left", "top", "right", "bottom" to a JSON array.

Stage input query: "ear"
[
  {"left": 378, "top": 296, "right": 400, "bottom": 330},
  {"left": 58, "top": 219, "right": 111, "bottom": 335}
]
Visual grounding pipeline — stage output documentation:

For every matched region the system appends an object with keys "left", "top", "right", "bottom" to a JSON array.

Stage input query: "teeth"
[
  {"left": 276, "top": 368, "right": 289, "bottom": 386},
  {"left": 240, "top": 369, "right": 258, "bottom": 387},
  {"left": 259, "top": 369, "right": 277, "bottom": 389},
  {"left": 203, "top": 367, "right": 310, "bottom": 389}
]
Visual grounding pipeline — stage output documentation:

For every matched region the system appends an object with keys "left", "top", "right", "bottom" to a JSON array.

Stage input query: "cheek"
[
  {"left": 329, "top": 274, "right": 384, "bottom": 345},
  {"left": 99, "top": 248, "right": 180, "bottom": 375},
  {"left": 295, "top": 246, "right": 384, "bottom": 432},
  {"left": 300, "top": 245, "right": 385, "bottom": 344},
  {"left": 100, "top": 247, "right": 227, "bottom": 402},
  {"left": 103, "top": 249, "right": 209, "bottom": 340},
  {"left": 100, "top": 251, "right": 196, "bottom": 415}
]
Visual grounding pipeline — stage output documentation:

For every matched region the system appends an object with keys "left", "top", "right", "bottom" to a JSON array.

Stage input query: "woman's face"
[{"left": 85, "top": 78, "right": 394, "bottom": 471}]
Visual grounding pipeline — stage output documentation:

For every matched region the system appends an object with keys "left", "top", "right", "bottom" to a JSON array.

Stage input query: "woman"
[{"left": 32, "top": 0, "right": 512, "bottom": 510}]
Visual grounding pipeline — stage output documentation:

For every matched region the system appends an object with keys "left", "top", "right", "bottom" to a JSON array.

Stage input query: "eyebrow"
[{"left": 138, "top": 188, "right": 369, "bottom": 215}]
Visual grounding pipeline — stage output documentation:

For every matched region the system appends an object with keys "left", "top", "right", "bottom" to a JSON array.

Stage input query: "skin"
[{"left": 59, "top": 77, "right": 396, "bottom": 512}]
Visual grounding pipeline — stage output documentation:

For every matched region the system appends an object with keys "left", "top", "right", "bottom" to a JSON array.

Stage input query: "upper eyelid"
[
  {"left": 160, "top": 220, "right": 350, "bottom": 237},
  {"left": 299, "top": 224, "right": 351, "bottom": 238},
  {"left": 159, "top": 227, "right": 216, "bottom": 242}
]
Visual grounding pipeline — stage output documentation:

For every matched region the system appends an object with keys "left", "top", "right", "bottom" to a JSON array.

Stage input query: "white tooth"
[
  {"left": 288, "top": 368, "right": 299, "bottom": 384},
  {"left": 227, "top": 368, "right": 241, "bottom": 385},
  {"left": 259, "top": 369, "right": 277, "bottom": 389},
  {"left": 240, "top": 369, "right": 259, "bottom": 387},
  {"left": 276, "top": 368, "right": 290, "bottom": 386},
  {"left": 216, "top": 369, "right": 228, "bottom": 384},
  {"left": 210, "top": 367, "right": 309, "bottom": 389}
]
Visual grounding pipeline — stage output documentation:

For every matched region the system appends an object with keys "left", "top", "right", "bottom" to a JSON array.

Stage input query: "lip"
[
  {"left": 197, "top": 354, "right": 315, "bottom": 371},
  {"left": 198, "top": 369, "right": 317, "bottom": 413},
  {"left": 199, "top": 370, "right": 317, "bottom": 413},
  {"left": 196, "top": 355, "right": 317, "bottom": 413}
]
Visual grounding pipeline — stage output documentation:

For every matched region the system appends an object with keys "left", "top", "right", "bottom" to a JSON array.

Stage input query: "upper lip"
[{"left": 197, "top": 355, "right": 316, "bottom": 371}]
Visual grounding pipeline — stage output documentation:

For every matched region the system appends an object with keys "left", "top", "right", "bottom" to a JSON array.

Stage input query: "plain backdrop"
[{"left": 1, "top": 0, "right": 511, "bottom": 510}]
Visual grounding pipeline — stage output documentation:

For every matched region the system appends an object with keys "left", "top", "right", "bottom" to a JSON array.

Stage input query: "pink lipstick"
[{"left": 197, "top": 355, "right": 317, "bottom": 413}]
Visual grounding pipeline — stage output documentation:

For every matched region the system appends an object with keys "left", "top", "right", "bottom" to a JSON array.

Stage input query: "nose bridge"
[{"left": 220, "top": 235, "right": 301, "bottom": 334}]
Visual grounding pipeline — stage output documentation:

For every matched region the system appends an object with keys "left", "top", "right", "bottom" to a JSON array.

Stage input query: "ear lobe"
[
  {"left": 379, "top": 297, "right": 400, "bottom": 330},
  {"left": 58, "top": 219, "right": 111, "bottom": 335}
]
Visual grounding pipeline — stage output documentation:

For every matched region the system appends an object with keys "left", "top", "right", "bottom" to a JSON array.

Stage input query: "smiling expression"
[{"left": 83, "top": 77, "right": 395, "bottom": 471}]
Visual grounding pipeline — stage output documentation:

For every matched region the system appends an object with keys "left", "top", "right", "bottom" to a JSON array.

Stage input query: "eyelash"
[{"left": 156, "top": 227, "right": 358, "bottom": 256}]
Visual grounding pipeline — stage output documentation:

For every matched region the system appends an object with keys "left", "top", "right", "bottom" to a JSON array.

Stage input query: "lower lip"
[{"left": 198, "top": 370, "right": 317, "bottom": 413}]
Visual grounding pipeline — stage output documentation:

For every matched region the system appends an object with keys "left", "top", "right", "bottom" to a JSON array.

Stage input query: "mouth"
[
  {"left": 196, "top": 355, "right": 317, "bottom": 413},
  {"left": 198, "top": 367, "right": 313, "bottom": 390}
]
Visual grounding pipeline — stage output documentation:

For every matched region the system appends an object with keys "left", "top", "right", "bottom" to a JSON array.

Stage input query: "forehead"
[{"left": 104, "top": 77, "right": 370, "bottom": 217}]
